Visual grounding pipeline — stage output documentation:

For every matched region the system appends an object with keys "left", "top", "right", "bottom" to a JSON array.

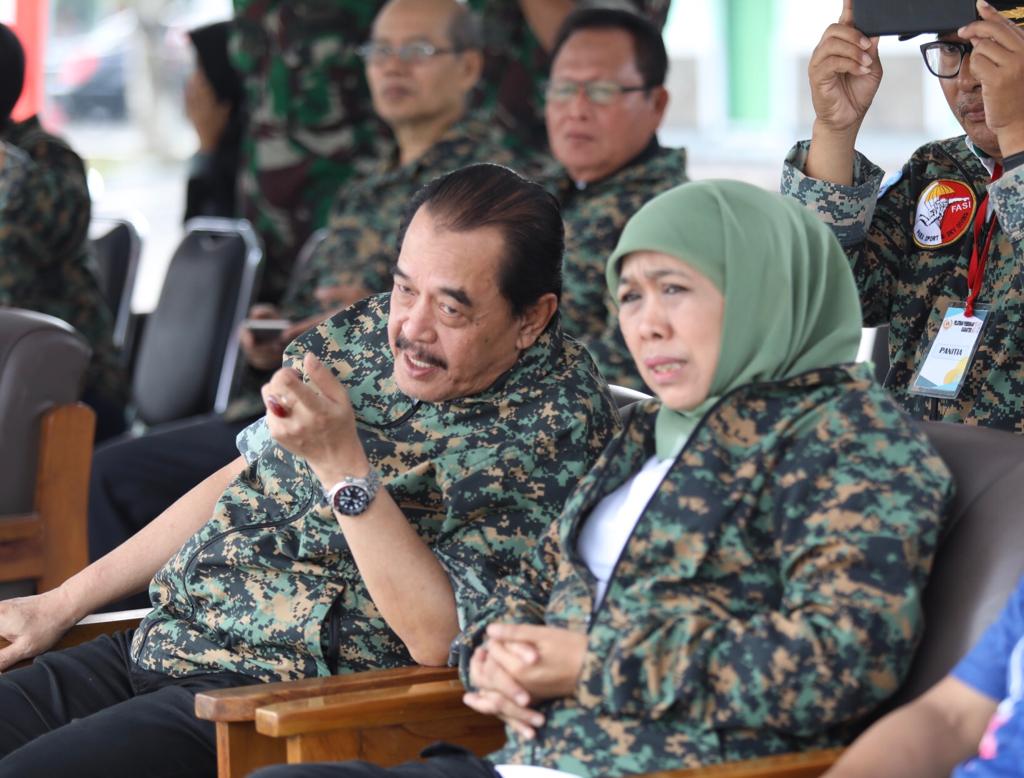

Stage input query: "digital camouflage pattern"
[
  {"left": 229, "top": 0, "right": 388, "bottom": 303},
  {"left": 458, "top": 363, "right": 951, "bottom": 777},
  {"left": 466, "top": 0, "right": 675, "bottom": 150},
  {"left": 0, "top": 116, "right": 126, "bottom": 407},
  {"left": 551, "top": 144, "right": 688, "bottom": 389},
  {"left": 782, "top": 137, "right": 1024, "bottom": 432},
  {"left": 285, "top": 111, "right": 544, "bottom": 320},
  {"left": 131, "top": 294, "right": 619, "bottom": 682}
]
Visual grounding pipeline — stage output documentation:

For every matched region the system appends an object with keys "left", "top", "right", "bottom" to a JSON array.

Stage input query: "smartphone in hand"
[
  {"left": 852, "top": 0, "right": 975, "bottom": 38},
  {"left": 243, "top": 319, "right": 291, "bottom": 344}
]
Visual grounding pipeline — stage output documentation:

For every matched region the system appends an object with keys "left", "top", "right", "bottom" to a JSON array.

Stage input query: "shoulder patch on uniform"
[
  {"left": 877, "top": 169, "right": 903, "bottom": 200},
  {"left": 913, "top": 179, "right": 976, "bottom": 249}
]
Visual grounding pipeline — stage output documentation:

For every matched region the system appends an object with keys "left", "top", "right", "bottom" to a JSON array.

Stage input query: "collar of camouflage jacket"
[
  {"left": 376, "top": 109, "right": 509, "bottom": 178},
  {"left": 590, "top": 362, "right": 878, "bottom": 496},
  {"left": 0, "top": 113, "right": 42, "bottom": 146},
  {"left": 556, "top": 144, "right": 688, "bottom": 199}
]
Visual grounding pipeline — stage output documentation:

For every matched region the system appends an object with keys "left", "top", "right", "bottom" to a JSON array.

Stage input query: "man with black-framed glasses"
[
  {"left": 782, "top": 0, "right": 1024, "bottom": 432},
  {"left": 542, "top": 4, "right": 688, "bottom": 391}
]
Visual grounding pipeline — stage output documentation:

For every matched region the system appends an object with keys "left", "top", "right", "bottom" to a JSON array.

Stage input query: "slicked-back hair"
[
  {"left": 398, "top": 164, "right": 564, "bottom": 318},
  {"left": 551, "top": 3, "right": 668, "bottom": 89}
]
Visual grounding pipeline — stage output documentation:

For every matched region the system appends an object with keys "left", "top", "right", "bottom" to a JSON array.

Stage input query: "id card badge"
[{"left": 910, "top": 303, "right": 989, "bottom": 400}]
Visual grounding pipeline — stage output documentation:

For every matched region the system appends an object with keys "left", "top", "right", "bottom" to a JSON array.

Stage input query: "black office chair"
[
  {"left": 130, "top": 217, "right": 263, "bottom": 427},
  {"left": 89, "top": 216, "right": 142, "bottom": 354}
]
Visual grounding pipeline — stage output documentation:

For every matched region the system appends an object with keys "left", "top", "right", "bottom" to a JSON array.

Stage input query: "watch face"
[{"left": 333, "top": 484, "right": 371, "bottom": 516}]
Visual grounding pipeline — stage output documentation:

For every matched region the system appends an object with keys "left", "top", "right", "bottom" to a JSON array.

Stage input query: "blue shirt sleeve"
[{"left": 952, "top": 576, "right": 1024, "bottom": 701}]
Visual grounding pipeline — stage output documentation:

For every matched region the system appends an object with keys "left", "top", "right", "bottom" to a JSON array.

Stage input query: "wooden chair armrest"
[
  {"left": 254, "top": 678, "right": 471, "bottom": 738},
  {"left": 636, "top": 748, "right": 843, "bottom": 778},
  {"left": 195, "top": 665, "right": 459, "bottom": 723}
]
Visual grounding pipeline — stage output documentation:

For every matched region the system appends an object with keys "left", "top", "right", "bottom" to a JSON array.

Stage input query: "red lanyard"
[{"left": 965, "top": 162, "right": 1003, "bottom": 317}]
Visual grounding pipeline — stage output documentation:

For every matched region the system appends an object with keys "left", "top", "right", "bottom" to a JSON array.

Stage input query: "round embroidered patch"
[{"left": 913, "top": 179, "right": 977, "bottom": 248}]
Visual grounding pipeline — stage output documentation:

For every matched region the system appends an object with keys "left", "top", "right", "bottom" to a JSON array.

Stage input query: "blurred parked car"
[{"left": 45, "top": 8, "right": 135, "bottom": 120}]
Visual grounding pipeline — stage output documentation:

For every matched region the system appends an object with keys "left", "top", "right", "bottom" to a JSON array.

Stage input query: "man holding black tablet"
[{"left": 782, "top": 0, "right": 1024, "bottom": 432}]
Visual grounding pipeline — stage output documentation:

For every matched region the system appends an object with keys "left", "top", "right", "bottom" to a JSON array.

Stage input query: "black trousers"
[
  {"left": 250, "top": 744, "right": 501, "bottom": 778},
  {"left": 88, "top": 413, "right": 253, "bottom": 609},
  {"left": 0, "top": 630, "right": 259, "bottom": 778}
]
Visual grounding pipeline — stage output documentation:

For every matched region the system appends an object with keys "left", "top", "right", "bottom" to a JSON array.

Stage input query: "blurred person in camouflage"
[
  {"left": 86, "top": 0, "right": 541, "bottom": 587},
  {"left": 0, "top": 163, "right": 619, "bottom": 778},
  {"left": 229, "top": 0, "right": 673, "bottom": 303},
  {"left": 782, "top": 0, "right": 1024, "bottom": 432},
  {"left": 0, "top": 22, "right": 127, "bottom": 442}
]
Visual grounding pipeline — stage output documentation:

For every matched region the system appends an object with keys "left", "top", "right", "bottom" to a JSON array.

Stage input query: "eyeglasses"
[
  {"left": 543, "top": 79, "right": 651, "bottom": 105},
  {"left": 357, "top": 41, "right": 460, "bottom": 65},
  {"left": 920, "top": 40, "right": 974, "bottom": 79}
]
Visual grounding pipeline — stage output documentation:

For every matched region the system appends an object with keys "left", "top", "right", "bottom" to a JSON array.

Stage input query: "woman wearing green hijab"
[{"left": 248, "top": 182, "right": 953, "bottom": 778}]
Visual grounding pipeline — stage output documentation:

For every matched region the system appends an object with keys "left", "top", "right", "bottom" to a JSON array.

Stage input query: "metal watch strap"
[{"left": 325, "top": 469, "right": 381, "bottom": 516}]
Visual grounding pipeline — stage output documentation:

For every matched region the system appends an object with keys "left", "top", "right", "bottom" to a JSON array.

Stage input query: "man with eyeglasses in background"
[
  {"left": 782, "top": 0, "right": 1024, "bottom": 432},
  {"left": 542, "top": 3, "right": 688, "bottom": 390}
]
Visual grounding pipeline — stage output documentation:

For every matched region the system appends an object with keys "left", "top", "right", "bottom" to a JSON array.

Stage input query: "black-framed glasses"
[
  {"left": 356, "top": 40, "right": 460, "bottom": 65},
  {"left": 543, "top": 79, "right": 651, "bottom": 105},
  {"left": 920, "top": 40, "right": 974, "bottom": 78}
]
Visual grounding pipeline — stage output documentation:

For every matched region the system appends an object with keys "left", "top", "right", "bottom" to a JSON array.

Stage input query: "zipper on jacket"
[
  {"left": 325, "top": 593, "right": 345, "bottom": 675},
  {"left": 134, "top": 489, "right": 318, "bottom": 659}
]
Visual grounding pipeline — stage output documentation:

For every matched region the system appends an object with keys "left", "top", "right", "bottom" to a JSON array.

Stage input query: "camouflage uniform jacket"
[
  {"left": 782, "top": 136, "right": 1024, "bottom": 431},
  {"left": 131, "top": 294, "right": 619, "bottom": 683},
  {"left": 0, "top": 116, "right": 125, "bottom": 405},
  {"left": 551, "top": 144, "right": 688, "bottom": 389},
  {"left": 285, "top": 111, "right": 541, "bottom": 319},
  {"left": 458, "top": 363, "right": 951, "bottom": 777},
  {"left": 230, "top": 0, "right": 388, "bottom": 302}
]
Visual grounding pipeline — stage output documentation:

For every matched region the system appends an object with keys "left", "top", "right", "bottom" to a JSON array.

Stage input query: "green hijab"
[{"left": 605, "top": 180, "right": 863, "bottom": 460}]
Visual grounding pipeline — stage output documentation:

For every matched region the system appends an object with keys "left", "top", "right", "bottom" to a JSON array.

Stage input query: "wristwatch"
[{"left": 325, "top": 469, "right": 381, "bottom": 516}]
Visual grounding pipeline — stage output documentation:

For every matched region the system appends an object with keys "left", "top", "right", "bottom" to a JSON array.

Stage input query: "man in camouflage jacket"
[
  {"left": 542, "top": 6, "right": 687, "bottom": 390},
  {"left": 0, "top": 165, "right": 618, "bottom": 777},
  {"left": 86, "top": 0, "right": 539, "bottom": 571},
  {"left": 781, "top": 1, "right": 1024, "bottom": 431},
  {"left": 243, "top": 366, "right": 950, "bottom": 778},
  {"left": 0, "top": 24, "right": 126, "bottom": 441}
]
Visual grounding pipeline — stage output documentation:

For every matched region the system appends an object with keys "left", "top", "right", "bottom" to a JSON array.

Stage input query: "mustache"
[
  {"left": 957, "top": 100, "right": 984, "bottom": 120},
  {"left": 395, "top": 334, "right": 447, "bottom": 369}
]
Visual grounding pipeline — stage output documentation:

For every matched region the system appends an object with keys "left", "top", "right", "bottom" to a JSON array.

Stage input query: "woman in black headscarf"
[{"left": 184, "top": 20, "right": 244, "bottom": 222}]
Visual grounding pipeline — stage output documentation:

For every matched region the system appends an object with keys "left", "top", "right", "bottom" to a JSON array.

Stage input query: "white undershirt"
[
  {"left": 575, "top": 454, "right": 674, "bottom": 607},
  {"left": 494, "top": 456, "right": 673, "bottom": 778}
]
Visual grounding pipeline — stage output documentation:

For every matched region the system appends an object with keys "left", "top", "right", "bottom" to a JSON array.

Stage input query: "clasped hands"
[
  {"left": 261, "top": 351, "right": 369, "bottom": 487},
  {"left": 464, "top": 623, "right": 588, "bottom": 740}
]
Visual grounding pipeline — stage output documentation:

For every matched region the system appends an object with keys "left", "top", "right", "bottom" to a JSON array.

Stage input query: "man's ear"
[
  {"left": 649, "top": 85, "right": 669, "bottom": 126},
  {"left": 515, "top": 293, "right": 559, "bottom": 350},
  {"left": 457, "top": 49, "right": 484, "bottom": 92}
]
